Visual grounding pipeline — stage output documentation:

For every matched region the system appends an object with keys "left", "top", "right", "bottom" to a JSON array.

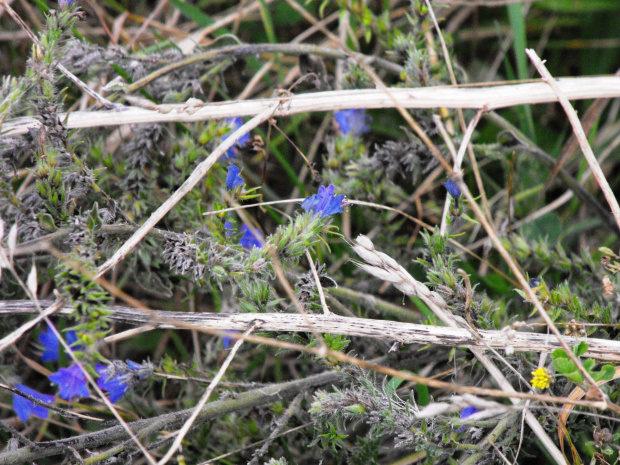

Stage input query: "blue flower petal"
[
  {"left": 39, "top": 326, "right": 81, "bottom": 362},
  {"left": 239, "top": 224, "right": 262, "bottom": 249},
  {"left": 226, "top": 164, "right": 244, "bottom": 190},
  {"left": 13, "top": 384, "right": 54, "bottom": 421},
  {"left": 301, "top": 184, "right": 345, "bottom": 218},
  {"left": 96, "top": 365, "right": 129, "bottom": 403},
  {"left": 126, "top": 360, "right": 143, "bottom": 371},
  {"left": 460, "top": 406, "right": 478, "bottom": 419},
  {"left": 457, "top": 406, "right": 479, "bottom": 432},
  {"left": 224, "top": 220, "right": 235, "bottom": 238},
  {"left": 222, "top": 118, "right": 251, "bottom": 160},
  {"left": 334, "top": 109, "right": 371, "bottom": 136},
  {"left": 49, "top": 365, "right": 90, "bottom": 400},
  {"left": 223, "top": 330, "right": 240, "bottom": 349},
  {"left": 13, "top": 393, "right": 34, "bottom": 421},
  {"left": 39, "top": 326, "right": 60, "bottom": 362},
  {"left": 443, "top": 180, "right": 462, "bottom": 201}
]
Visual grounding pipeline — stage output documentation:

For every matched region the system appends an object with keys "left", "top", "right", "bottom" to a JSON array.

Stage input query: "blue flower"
[
  {"left": 461, "top": 406, "right": 478, "bottom": 419},
  {"left": 443, "top": 180, "right": 462, "bottom": 202},
  {"left": 13, "top": 384, "right": 55, "bottom": 421},
  {"left": 96, "top": 365, "right": 129, "bottom": 403},
  {"left": 224, "top": 220, "right": 235, "bottom": 238},
  {"left": 458, "top": 406, "right": 479, "bottom": 432},
  {"left": 334, "top": 109, "right": 371, "bottom": 136},
  {"left": 223, "top": 330, "right": 240, "bottom": 349},
  {"left": 239, "top": 224, "right": 262, "bottom": 249},
  {"left": 529, "top": 278, "right": 541, "bottom": 288},
  {"left": 222, "top": 118, "right": 251, "bottom": 159},
  {"left": 226, "top": 164, "right": 244, "bottom": 190},
  {"left": 96, "top": 360, "right": 151, "bottom": 403},
  {"left": 301, "top": 184, "right": 345, "bottom": 218},
  {"left": 39, "top": 326, "right": 80, "bottom": 362},
  {"left": 48, "top": 365, "right": 90, "bottom": 400},
  {"left": 59, "top": 0, "right": 77, "bottom": 8}
]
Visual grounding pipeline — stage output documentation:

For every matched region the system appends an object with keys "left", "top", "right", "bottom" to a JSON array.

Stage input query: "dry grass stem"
[
  {"left": 4, "top": 300, "right": 620, "bottom": 360},
  {"left": 4, "top": 77, "right": 620, "bottom": 136},
  {"left": 526, "top": 49, "right": 620, "bottom": 233}
]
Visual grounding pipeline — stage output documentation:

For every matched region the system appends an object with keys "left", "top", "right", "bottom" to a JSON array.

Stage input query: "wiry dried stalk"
[
  {"left": 2, "top": 299, "right": 620, "bottom": 361},
  {"left": 3, "top": 76, "right": 620, "bottom": 136}
]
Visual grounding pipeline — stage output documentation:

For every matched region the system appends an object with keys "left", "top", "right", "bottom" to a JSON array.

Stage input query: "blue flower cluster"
[
  {"left": 13, "top": 324, "right": 151, "bottom": 421},
  {"left": 301, "top": 185, "right": 345, "bottom": 218},
  {"left": 334, "top": 109, "right": 371, "bottom": 136},
  {"left": 222, "top": 117, "right": 251, "bottom": 159}
]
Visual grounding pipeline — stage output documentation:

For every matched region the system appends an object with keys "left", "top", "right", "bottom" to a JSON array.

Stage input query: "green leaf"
[
  {"left": 597, "top": 365, "right": 615, "bottom": 382},
  {"left": 536, "top": 0, "right": 620, "bottom": 12},
  {"left": 552, "top": 348, "right": 568, "bottom": 360},
  {"left": 553, "top": 357, "right": 577, "bottom": 374},
  {"left": 599, "top": 247, "right": 618, "bottom": 258},
  {"left": 566, "top": 371, "right": 584, "bottom": 384},
  {"left": 582, "top": 358, "right": 595, "bottom": 372},
  {"left": 573, "top": 342, "right": 589, "bottom": 357},
  {"left": 37, "top": 212, "right": 56, "bottom": 232},
  {"left": 507, "top": 2, "right": 536, "bottom": 140},
  {"left": 460, "top": 213, "right": 480, "bottom": 224},
  {"left": 168, "top": 0, "right": 215, "bottom": 28},
  {"left": 417, "top": 383, "right": 430, "bottom": 406},
  {"left": 386, "top": 375, "right": 406, "bottom": 395}
]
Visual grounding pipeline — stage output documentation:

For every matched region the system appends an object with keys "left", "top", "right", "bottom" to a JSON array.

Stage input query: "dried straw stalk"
[{"left": 3, "top": 76, "right": 620, "bottom": 136}]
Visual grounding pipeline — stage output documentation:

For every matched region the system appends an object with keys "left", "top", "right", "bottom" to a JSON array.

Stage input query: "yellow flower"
[{"left": 530, "top": 367, "right": 552, "bottom": 390}]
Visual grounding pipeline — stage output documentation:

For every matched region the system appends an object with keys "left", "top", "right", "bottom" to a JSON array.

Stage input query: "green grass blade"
[{"left": 507, "top": 3, "right": 536, "bottom": 141}]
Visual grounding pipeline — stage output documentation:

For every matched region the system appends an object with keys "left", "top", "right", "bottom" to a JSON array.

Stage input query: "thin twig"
[
  {"left": 306, "top": 251, "right": 331, "bottom": 315},
  {"left": 526, "top": 49, "right": 620, "bottom": 233}
]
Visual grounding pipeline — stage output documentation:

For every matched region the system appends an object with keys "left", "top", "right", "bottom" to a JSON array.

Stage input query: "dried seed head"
[{"left": 565, "top": 319, "right": 586, "bottom": 337}]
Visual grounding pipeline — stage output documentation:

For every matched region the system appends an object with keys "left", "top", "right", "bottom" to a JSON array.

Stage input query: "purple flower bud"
[{"left": 59, "top": 0, "right": 77, "bottom": 8}]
